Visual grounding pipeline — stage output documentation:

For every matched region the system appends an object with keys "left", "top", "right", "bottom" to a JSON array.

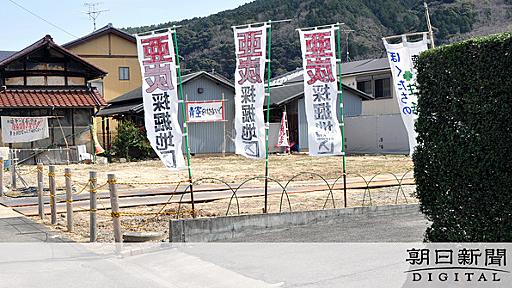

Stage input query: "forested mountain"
[{"left": 124, "top": 0, "right": 512, "bottom": 79}]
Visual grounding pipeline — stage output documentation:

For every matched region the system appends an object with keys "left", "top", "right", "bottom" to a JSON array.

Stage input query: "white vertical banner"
[
  {"left": 136, "top": 31, "right": 185, "bottom": 170},
  {"left": 233, "top": 25, "right": 267, "bottom": 159},
  {"left": 299, "top": 27, "right": 342, "bottom": 156},
  {"left": 383, "top": 33, "right": 429, "bottom": 156}
]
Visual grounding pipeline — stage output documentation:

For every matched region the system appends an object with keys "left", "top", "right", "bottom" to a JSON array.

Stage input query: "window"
[
  {"left": 68, "top": 77, "right": 85, "bottom": 86},
  {"left": 26, "top": 76, "right": 45, "bottom": 85},
  {"left": 5, "top": 77, "right": 23, "bottom": 85},
  {"left": 356, "top": 74, "right": 393, "bottom": 100},
  {"left": 47, "top": 76, "right": 65, "bottom": 86},
  {"left": 89, "top": 80, "right": 104, "bottom": 95},
  {"left": 357, "top": 80, "right": 372, "bottom": 95},
  {"left": 119, "top": 67, "right": 130, "bottom": 80},
  {"left": 374, "top": 78, "right": 391, "bottom": 99}
]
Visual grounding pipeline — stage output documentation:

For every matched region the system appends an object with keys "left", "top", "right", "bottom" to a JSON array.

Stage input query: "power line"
[{"left": 7, "top": 0, "right": 78, "bottom": 38}]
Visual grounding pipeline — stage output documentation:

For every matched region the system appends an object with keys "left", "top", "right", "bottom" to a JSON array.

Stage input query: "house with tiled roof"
[{"left": 0, "top": 35, "right": 107, "bottom": 163}]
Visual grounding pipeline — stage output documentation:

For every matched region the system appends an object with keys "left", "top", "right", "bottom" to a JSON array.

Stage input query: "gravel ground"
[
  {"left": 12, "top": 154, "right": 413, "bottom": 189},
  {"left": 30, "top": 185, "right": 417, "bottom": 242}
]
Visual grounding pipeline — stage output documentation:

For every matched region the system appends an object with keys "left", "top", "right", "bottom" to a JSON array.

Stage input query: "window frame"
[
  {"left": 373, "top": 77, "right": 392, "bottom": 99},
  {"left": 356, "top": 73, "right": 393, "bottom": 100},
  {"left": 118, "top": 67, "right": 130, "bottom": 81}
]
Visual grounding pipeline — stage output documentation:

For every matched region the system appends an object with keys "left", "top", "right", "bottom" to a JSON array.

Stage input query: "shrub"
[
  {"left": 414, "top": 32, "right": 512, "bottom": 242},
  {"left": 111, "top": 120, "right": 153, "bottom": 160}
]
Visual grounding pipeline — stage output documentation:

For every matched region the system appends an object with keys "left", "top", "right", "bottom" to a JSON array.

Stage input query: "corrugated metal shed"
[
  {"left": 97, "top": 71, "right": 236, "bottom": 154},
  {"left": 179, "top": 73, "right": 235, "bottom": 154}
]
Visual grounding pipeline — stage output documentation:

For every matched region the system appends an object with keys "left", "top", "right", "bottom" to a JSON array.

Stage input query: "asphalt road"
[
  {"left": 226, "top": 209, "right": 429, "bottom": 242},
  {"left": 0, "top": 204, "right": 68, "bottom": 242}
]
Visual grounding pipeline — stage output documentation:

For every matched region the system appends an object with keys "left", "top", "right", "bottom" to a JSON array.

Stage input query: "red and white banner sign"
[
  {"left": 1, "top": 116, "right": 49, "bottom": 143},
  {"left": 186, "top": 101, "right": 224, "bottom": 123},
  {"left": 233, "top": 25, "right": 267, "bottom": 159},
  {"left": 136, "top": 32, "right": 185, "bottom": 170},
  {"left": 299, "top": 27, "right": 342, "bottom": 156},
  {"left": 276, "top": 112, "right": 289, "bottom": 147}
]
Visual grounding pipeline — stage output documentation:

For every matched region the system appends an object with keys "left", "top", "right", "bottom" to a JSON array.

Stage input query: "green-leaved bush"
[
  {"left": 112, "top": 120, "right": 153, "bottom": 160},
  {"left": 414, "top": 32, "right": 512, "bottom": 242}
]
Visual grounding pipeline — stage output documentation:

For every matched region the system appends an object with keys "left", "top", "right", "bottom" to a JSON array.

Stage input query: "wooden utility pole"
[
  {"left": 49, "top": 165, "right": 57, "bottom": 224},
  {"left": 89, "top": 171, "right": 97, "bottom": 242},
  {"left": 37, "top": 163, "right": 44, "bottom": 219},
  {"left": 65, "top": 168, "right": 73, "bottom": 232},
  {"left": 108, "top": 174, "right": 122, "bottom": 243}
]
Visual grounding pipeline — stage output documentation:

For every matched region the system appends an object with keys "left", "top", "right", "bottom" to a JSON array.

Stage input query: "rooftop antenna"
[
  {"left": 84, "top": 2, "right": 108, "bottom": 31},
  {"left": 345, "top": 30, "right": 352, "bottom": 62},
  {"left": 340, "top": 29, "right": 354, "bottom": 62}
]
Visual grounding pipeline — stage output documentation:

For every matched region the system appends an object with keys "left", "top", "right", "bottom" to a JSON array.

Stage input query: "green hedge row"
[{"left": 414, "top": 32, "right": 512, "bottom": 241}]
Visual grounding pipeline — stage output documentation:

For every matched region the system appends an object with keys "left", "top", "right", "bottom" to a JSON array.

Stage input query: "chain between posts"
[{"left": 30, "top": 167, "right": 414, "bottom": 239}]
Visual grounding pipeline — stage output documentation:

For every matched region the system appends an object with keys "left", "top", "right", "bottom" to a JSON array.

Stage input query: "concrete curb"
[{"left": 170, "top": 204, "right": 420, "bottom": 242}]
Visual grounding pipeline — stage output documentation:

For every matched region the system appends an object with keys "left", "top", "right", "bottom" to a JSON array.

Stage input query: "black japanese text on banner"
[
  {"left": 1, "top": 116, "right": 49, "bottom": 143},
  {"left": 383, "top": 34, "right": 429, "bottom": 156},
  {"left": 136, "top": 32, "right": 185, "bottom": 170},
  {"left": 299, "top": 28, "right": 342, "bottom": 156},
  {"left": 233, "top": 25, "right": 267, "bottom": 159}
]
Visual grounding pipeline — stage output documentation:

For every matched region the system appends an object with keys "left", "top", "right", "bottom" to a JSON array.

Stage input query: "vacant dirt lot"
[
  {"left": 14, "top": 154, "right": 413, "bottom": 187},
  {"left": 11, "top": 154, "right": 416, "bottom": 242}
]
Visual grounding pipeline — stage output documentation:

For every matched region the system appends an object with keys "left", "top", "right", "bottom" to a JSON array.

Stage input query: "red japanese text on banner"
[
  {"left": 383, "top": 34, "right": 429, "bottom": 156},
  {"left": 1, "top": 116, "right": 49, "bottom": 143},
  {"left": 276, "top": 112, "right": 289, "bottom": 148},
  {"left": 233, "top": 25, "right": 267, "bottom": 159},
  {"left": 136, "top": 32, "right": 185, "bottom": 170},
  {"left": 299, "top": 27, "right": 342, "bottom": 156}
]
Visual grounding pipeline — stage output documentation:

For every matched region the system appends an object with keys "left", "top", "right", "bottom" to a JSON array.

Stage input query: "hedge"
[{"left": 414, "top": 32, "right": 512, "bottom": 242}]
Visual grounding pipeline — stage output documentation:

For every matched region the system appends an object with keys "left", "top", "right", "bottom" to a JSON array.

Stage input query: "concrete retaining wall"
[{"left": 169, "top": 204, "right": 420, "bottom": 242}]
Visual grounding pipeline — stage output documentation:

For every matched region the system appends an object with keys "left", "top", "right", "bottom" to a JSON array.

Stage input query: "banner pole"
[
  {"left": 336, "top": 24, "right": 348, "bottom": 208},
  {"left": 424, "top": 2, "right": 435, "bottom": 48},
  {"left": 264, "top": 20, "right": 272, "bottom": 214},
  {"left": 172, "top": 29, "right": 195, "bottom": 218},
  {"left": 222, "top": 92, "right": 226, "bottom": 157}
]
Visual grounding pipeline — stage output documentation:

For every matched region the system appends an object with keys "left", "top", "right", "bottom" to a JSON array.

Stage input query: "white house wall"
[{"left": 342, "top": 74, "right": 400, "bottom": 116}]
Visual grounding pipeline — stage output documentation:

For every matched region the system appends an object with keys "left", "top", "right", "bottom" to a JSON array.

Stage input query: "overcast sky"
[{"left": 1, "top": 0, "right": 253, "bottom": 51}]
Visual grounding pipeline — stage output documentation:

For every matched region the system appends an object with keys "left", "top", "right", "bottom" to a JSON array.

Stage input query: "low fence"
[
  {"left": 0, "top": 163, "right": 415, "bottom": 243},
  {"left": 10, "top": 148, "right": 80, "bottom": 165}
]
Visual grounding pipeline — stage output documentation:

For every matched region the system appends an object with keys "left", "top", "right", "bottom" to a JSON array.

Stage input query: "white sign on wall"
[
  {"left": 1, "top": 116, "right": 49, "bottom": 143},
  {"left": 186, "top": 101, "right": 224, "bottom": 123}
]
